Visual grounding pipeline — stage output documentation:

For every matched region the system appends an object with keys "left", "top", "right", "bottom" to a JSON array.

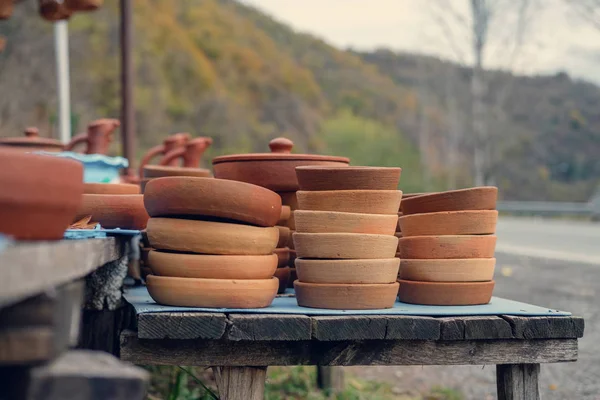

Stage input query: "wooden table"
[{"left": 120, "top": 310, "right": 584, "bottom": 400}]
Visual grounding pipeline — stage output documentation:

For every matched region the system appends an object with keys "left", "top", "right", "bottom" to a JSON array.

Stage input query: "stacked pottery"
[
  {"left": 395, "top": 193, "right": 426, "bottom": 240},
  {"left": 143, "top": 177, "right": 281, "bottom": 308},
  {"left": 292, "top": 166, "right": 403, "bottom": 310},
  {"left": 396, "top": 187, "right": 499, "bottom": 305},
  {"left": 273, "top": 206, "right": 294, "bottom": 293}
]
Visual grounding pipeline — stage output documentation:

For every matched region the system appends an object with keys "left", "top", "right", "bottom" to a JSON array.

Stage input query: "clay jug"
[
  {"left": 138, "top": 133, "right": 190, "bottom": 177},
  {"left": 65, "top": 118, "right": 120, "bottom": 155},
  {"left": 38, "top": 0, "right": 72, "bottom": 21},
  {"left": 159, "top": 137, "right": 213, "bottom": 168},
  {"left": 0, "top": 0, "right": 13, "bottom": 20},
  {"left": 64, "top": 0, "right": 102, "bottom": 11}
]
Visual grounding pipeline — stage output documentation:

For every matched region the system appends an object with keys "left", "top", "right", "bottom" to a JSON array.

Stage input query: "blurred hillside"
[{"left": 0, "top": 0, "right": 598, "bottom": 200}]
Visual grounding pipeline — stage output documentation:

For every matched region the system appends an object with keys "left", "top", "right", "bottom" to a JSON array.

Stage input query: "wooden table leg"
[
  {"left": 497, "top": 364, "right": 540, "bottom": 400},
  {"left": 317, "top": 366, "right": 345, "bottom": 394},
  {"left": 213, "top": 366, "right": 267, "bottom": 400}
]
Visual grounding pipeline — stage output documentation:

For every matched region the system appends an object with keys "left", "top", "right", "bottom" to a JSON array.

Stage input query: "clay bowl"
[
  {"left": 277, "top": 205, "right": 291, "bottom": 225},
  {"left": 83, "top": 183, "right": 140, "bottom": 195},
  {"left": 294, "top": 281, "right": 399, "bottom": 309},
  {"left": 273, "top": 248, "right": 291, "bottom": 268},
  {"left": 140, "top": 178, "right": 151, "bottom": 194},
  {"left": 293, "top": 233, "right": 398, "bottom": 259},
  {"left": 398, "top": 193, "right": 428, "bottom": 212},
  {"left": 294, "top": 210, "right": 398, "bottom": 235},
  {"left": 0, "top": 149, "right": 84, "bottom": 240},
  {"left": 295, "top": 258, "right": 400, "bottom": 284},
  {"left": 398, "top": 258, "right": 496, "bottom": 282},
  {"left": 147, "top": 275, "right": 278, "bottom": 308},
  {"left": 296, "top": 190, "right": 402, "bottom": 215},
  {"left": 397, "top": 280, "right": 495, "bottom": 305},
  {"left": 146, "top": 218, "right": 279, "bottom": 255},
  {"left": 401, "top": 187, "right": 498, "bottom": 215},
  {"left": 149, "top": 251, "right": 277, "bottom": 279},
  {"left": 143, "top": 165, "right": 212, "bottom": 178},
  {"left": 296, "top": 166, "right": 401, "bottom": 191},
  {"left": 274, "top": 267, "right": 291, "bottom": 294},
  {"left": 144, "top": 177, "right": 282, "bottom": 227},
  {"left": 397, "top": 235, "right": 497, "bottom": 259},
  {"left": 398, "top": 210, "right": 498, "bottom": 237},
  {"left": 278, "top": 192, "right": 298, "bottom": 229},
  {"left": 75, "top": 194, "right": 149, "bottom": 230},
  {"left": 276, "top": 226, "right": 291, "bottom": 247}
]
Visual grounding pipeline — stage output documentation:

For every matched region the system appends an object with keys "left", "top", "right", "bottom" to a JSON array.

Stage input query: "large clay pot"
[
  {"left": 397, "top": 235, "right": 497, "bottom": 259},
  {"left": 398, "top": 258, "right": 496, "bottom": 282},
  {"left": 294, "top": 281, "right": 399, "bottom": 310},
  {"left": 293, "top": 233, "right": 398, "bottom": 259},
  {"left": 401, "top": 187, "right": 498, "bottom": 215},
  {"left": 295, "top": 258, "right": 400, "bottom": 284},
  {"left": 296, "top": 166, "right": 401, "bottom": 191},
  {"left": 65, "top": 119, "right": 120, "bottom": 155},
  {"left": 159, "top": 137, "right": 212, "bottom": 168},
  {"left": 38, "top": 0, "right": 72, "bottom": 21},
  {"left": 147, "top": 275, "right": 279, "bottom": 308},
  {"left": 0, "top": 127, "right": 64, "bottom": 152},
  {"left": 296, "top": 190, "right": 402, "bottom": 215},
  {"left": 294, "top": 210, "right": 398, "bottom": 235},
  {"left": 138, "top": 133, "right": 190, "bottom": 177},
  {"left": 0, "top": 0, "right": 13, "bottom": 20},
  {"left": 397, "top": 280, "right": 495, "bottom": 306},
  {"left": 143, "top": 177, "right": 282, "bottom": 227},
  {"left": 63, "top": 0, "right": 102, "bottom": 11},
  {"left": 0, "top": 148, "right": 84, "bottom": 240},
  {"left": 398, "top": 210, "right": 498, "bottom": 237},
  {"left": 212, "top": 138, "right": 349, "bottom": 192},
  {"left": 74, "top": 194, "right": 149, "bottom": 230}
]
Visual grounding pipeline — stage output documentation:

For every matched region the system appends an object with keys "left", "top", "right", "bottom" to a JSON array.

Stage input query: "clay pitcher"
[
  {"left": 38, "top": 0, "right": 72, "bottom": 21},
  {"left": 0, "top": 0, "right": 13, "bottom": 20},
  {"left": 159, "top": 137, "right": 213, "bottom": 168},
  {"left": 65, "top": 118, "right": 120, "bottom": 155},
  {"left": 138, "top": 133, "right": 190, "bottom": 177}
]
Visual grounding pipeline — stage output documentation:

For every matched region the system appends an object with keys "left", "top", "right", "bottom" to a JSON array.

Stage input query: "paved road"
[{"left": 352, "top": 217, "right": 600, "bottom": 399}]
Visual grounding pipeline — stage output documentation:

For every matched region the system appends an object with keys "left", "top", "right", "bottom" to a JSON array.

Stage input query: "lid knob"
[
  {"left": 24, "top": 127, "right": 39, "bottom": 138},
  {"left": 269, "top": 137, "right": 293, "bottom": 154}
]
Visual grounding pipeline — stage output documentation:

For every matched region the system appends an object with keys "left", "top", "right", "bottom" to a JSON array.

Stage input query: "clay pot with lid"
[
  {"left": 0, "top": 148, "right": 84, "bottom": 240},
  {"left": 212, "top": 138, "right": 349, "bottom": 192},
  {"left": 296, "top": 166, "right": 401, "bottom": 191},
  {"left": 138, "top": 133, "right": 190, "bottom": 177},
  {"left": 0, "top": 127, "right": 64, "bottom": 152},
  {"left": 401, "top": 187, "right": 498, "bottom": 215},
  {"left": 65, "top": 118, "right": 120, "bottom": 155}
]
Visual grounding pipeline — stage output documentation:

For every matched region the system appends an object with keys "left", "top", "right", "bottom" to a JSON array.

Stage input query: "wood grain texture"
[
  {"left": 496, "top": 363, "right": 540, "bottom": 400},
  {"left": 227, "top": 314, "right": 311, "bottom": 341},
  {"left": 311, "top": 316, "right": 440, "bottom": 341},
  {"left": 440, "top": 316, "right": 513, "bottom": 340},
  {"left": 213, "top": 366, "right": 267, "bottom": 400},
  {"left": 502, "top": 316, "right": 584, "bottom": 339},
  {"left": 137, "top": 312, "right": 226, "bottom": 340}
]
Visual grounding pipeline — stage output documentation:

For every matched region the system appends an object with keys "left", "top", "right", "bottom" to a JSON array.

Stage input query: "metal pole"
[
  {"left": 120, "top": 0, "right": 136, "bottom": 177},
  {"left": 54, "top": 20, "right": 71, "bottom": 144}
]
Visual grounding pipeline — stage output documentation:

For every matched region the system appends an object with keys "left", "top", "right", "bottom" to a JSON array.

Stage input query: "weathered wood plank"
[
  {"left": 496, "top": 364, "right": 540, "bottom": 400},
  {"left": 311, "top": 316, "right": 440, "bottom": 341},
  {"left": 0, "top": 238, "right": 124, "bottom": 308},
  {"left": 386, "top": 316, "right": 440, "bottom": 340},
  {"left": 213, "top": 366, "right": 266, "bottom": 400},
  {"left": 137, "top": 312, "right": 227, "bottom": 340},
  {"left": 227, "top": 314, "right": 311, "bottom": 341},
  {"left": 120, "top": 330, "right": 578, "bottom": 366},
  {"left": 502, "top": 316, "right": 584, "bottom": 339},
  {"left": 79, "top": 301, "right": 135, "bottom": 356},
  {"left": 440, "top": 316, "right": 513, "bottom": 340}
]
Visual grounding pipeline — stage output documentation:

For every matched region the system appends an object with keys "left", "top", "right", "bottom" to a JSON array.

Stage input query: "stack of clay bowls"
[
  {"left": 143, "top": 177, "right": 281, "bottom": 308},
  {"left": 273, "top": 205, "right": 294, "bottom": 293},
  {"left": 292, "top": 166, "right": 403, "bottom": 309},
  {"left": 396, "top": 187, "right": 499, "bottom": 305},
  {"left": 395, "top": 192, "right": 427, "bottom": 240}
]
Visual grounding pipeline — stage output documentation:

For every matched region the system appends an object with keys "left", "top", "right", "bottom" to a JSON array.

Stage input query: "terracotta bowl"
[
  {"left": 278, "top": 192, "right": 298, "bottom": 229},
  {"left": 294, "top": 281, "right": 399, "bottom": 309},
  {"left": 295, "top": 258, "right": 400, "bottom": 284},
  {"left": 146, "top": 217, "right": 279, "bottom": 255},
  {"left": 398, "top": 258, "right": 496, "bottom": 282},
  {"left": 83, "top": 182, "right": 140, "bottom": 195},
  {"left": 296, "top": 190, "right": 402, "bottom": 215},
  {"left": 144, "top": 177, "right": 282, "bottom": 227},
  {"left": 140, "top": 178, "right": 151, "bottom": 194},
  {"left": 147, "top": 275, "right": 278, "bottom": 308},
  {"left": 274, "top": 267, "right": 291, "bottom": 294},
  {"left": 398, "top": 210, "right": 498, "bottom": 237},
  {"left": 143, "top": 165, "right": 212, "bottom": 178},
  {"left": 0, "top": 149, "right": 84, "bottom": 240},
  {"left": 293, "top": 233, "right": 398, "bottom": 259},
  {"left": 397, "top": 280, "right": 495, "bottom": 305},
  {"left": 397, "top": 235, "right": 497, "bottom": 259},
  {"left": 75, "top": 194, "right": 149, "bottom": 230},
  {"left": 401, "top": 187, "right": 498, "bottom": 215},
  {"left": 273, "top": 247, "right": 291, "bottom": 268},
  {"left": 294, "top": 210, "right": 398, "bottom": 235},
  {"left": 398, "top": 193, "right": 428, "bottom": 212},
  {"left": 149, "top": 251, "right": 277, "bottom": 279},
  {"left": 296, "top": 166, "right": 401, "bottom": 191},
  {"left": 276, "top": 226, "right": 291, "bottom": 248},
  {"left": 278, "top": 205, "right": 291, "bottom": 224}
]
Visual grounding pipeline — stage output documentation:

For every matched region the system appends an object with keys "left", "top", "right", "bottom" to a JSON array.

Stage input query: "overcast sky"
[{"left": 241, "top": 0, "right": 600, "bottom": 84}]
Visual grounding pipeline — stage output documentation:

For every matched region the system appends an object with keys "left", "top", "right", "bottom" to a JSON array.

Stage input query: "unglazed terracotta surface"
[
  {"left": 295, "top": 258, "right": 400, "bottom": 284},
  {"left": 276, "top": 226, "right": 291, "bottom": 248},
  {"left": 159, "top": 137, "right": 213, "bottom": 168},
  {"left": 278, "top": 205, "right": 291, "bottom": 224},
  {"left": 142, "top": 165, "right": 212, "bottom": 179},
  {"left": 398, "top": 210, "right": 498, "bottom": 237},
  {"left": 296, "top": 166, "right": 401, "bottom": 191},
  {"left": 397, "top": 280, "right": 495, "bottom": 305},
  {"left": 0, "top": 149, "right": 84, "bottom": 240},
  {"left": 397, "top": 235, "right": 497, "bottom": 259},
  {"left": 294, "top": 281, "right": 399, "bottom": 309},
  {"left": 398, "top": 193, "right": 428, "bottom": 212},
  {"left": 296, "top": 190, "right": 402, "bottom": 215},
  {"left": 212, "top": 138, "right": 349, "bottom": 192},
  {"left": 75, "top": 194, "right": 149, "bottom": 230},
  {"left": 149, "top": 251, "right": 278, "bottom": 279},
  {"left": 144, "top": 177, "right": 282, "bottom": 227},
  {"left": 83, "top": 182, "right": 140, "bottom": 195},
  {"left": 138, "top": 133, "right": 190, "bottom": 176},
  {"left": 294, "top": 210, "right": 398, "bottom": 235},
  {"left": 274, "top": 266, "right": 291, "bottom": 294},
  {"left": 293, "top": 233, "right": 398, "bottom": 259},
  {"left": 0, "top": 128, "right": 64, "bottom": 152},
  {"left": 398, "top": 258, "right": 496, "bottom": 282},
  {"left": 146, "top": 218, "right": 279, "bottom": 255},
  {"left": 273, "top": 247, "right": 291, "bottom": 268},
  {"left": 147, "top": 275, "right": 278, "bottom": 308},
  {"left": 278, "top": 191, "right": 299, "bottom": 229},
  {"left": 65, "top": 119, "right": 119, "bottom": 155},
  {"left": 401, "top": 187, "right": 498, "bottom": 215}
]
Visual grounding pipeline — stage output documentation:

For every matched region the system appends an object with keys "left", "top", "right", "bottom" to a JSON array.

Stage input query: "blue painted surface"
[
  {"left": 64, "top": 228, "right": 141, "bottom": 239},
  {"left": 124, "top": 285, "right": 571, "bottom": 316},
  {"left": 34, "top": 151, "right": 128, "bottom": 183}
]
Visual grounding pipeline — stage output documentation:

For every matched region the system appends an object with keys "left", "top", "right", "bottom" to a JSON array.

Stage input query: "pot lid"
[
  {"left": 0, "top": 127, "right": 64, "bottom": 148},
  {"left": 212, "top": 138, "right": 349, "bottom": 164}
]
